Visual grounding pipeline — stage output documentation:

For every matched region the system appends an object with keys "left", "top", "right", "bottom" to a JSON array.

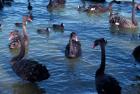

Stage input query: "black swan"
[
  {"left": 93, "top": 38, "right": 121, "bottom": 94},
  {"left": 65, "top": 32, "right": 81, "bottom": 58},
  {"left": 132, "top": 45, "right": 140, "bottom": 62},
  {"left": 109, "top": 0, "right": 138, "bottom": 29},
  {"left": 52, "top": 23, "right": 64, "bottom": 31},
  {"left": 10, "top": 19, "right": 50, "bottom": 82}
]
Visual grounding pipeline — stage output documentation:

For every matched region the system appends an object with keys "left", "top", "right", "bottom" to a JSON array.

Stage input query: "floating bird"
[
  {"left": 109, "top": 0, "right": 138, "bottom": 29},
  {"left": 93, "top": 38, "right": 121, "bottom": 94},
  {"left": 10, "top": 17, "right": 50, "bottom": 82},
  {"left": 65, "top": 32, "right": 81, "bottom": 58}
]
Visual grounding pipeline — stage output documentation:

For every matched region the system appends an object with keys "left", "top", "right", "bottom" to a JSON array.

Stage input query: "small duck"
[
  {"left": 52, "top": 23, "right": 64, "bottom": 31},
  {"left": 28, "top": 1, "right": 32, "bottom": 11},
  {"left": 15, "top": 23, "right": 23, "bottom": 27},
  {"left": 15, "top": 16, "right": 32, "bottom": 27},
  {"left": 37, "top": 28, "right": 49, "bottom": 34}
]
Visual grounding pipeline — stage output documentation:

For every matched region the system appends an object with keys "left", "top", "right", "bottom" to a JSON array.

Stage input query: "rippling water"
[{"left": 0, "top": 0, "right": 140, "bottom": 94}]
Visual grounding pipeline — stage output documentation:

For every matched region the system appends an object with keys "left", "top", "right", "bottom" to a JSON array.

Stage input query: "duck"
[
  {"left": 37, "top": 27, "right": 49, "bottom": 34},
  {"left": 65, "top": 32, "right": 81, "bottom": 58},
  {"left": 15, "top": 16, "right": 32, "bottom": 27},
  {"left": 52, "top": 23, "right": 64, "bottom": 31},
  {"left": 15, "top": 22, "right": 23, "bottom": 27},
  {"left": 109, "top": 0, "right": 138, "bottom": 29},
  {"left": 93, "top": 38, "right": 121, "bottom": 94},
  {"left": 132, "top": 45, "right": 140, "bottom": 62},
  {"left": 28, "top": 0, "right": 32, "bottom": 11}
]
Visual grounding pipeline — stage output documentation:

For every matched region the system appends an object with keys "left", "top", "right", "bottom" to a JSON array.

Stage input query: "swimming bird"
[
  {"left": 65, "top": 32, "right": 81, "bottom": 58},
  {"left": 52, "top": 23, "right": 64, "bottom": 31},
  {"left": 10, "top": 18, "right": 50, "bottom": 82},
  {"left": 93, "top": 38, "right": 121, "bottom": 94},
  {"left": 11, "top": 35, "right": 50, "bottom": 82},
  {"left": 109, "top": 0, "right": 138, "bottom": 29},
  {"left": 28, "top": 0, "right": 32, "bottom": 11},
  {"left": 37, "top": 27, "right": 49, "bottom": 35}
]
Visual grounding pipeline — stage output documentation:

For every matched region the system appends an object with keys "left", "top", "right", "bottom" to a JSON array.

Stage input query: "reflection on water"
[{"left": 12, "top": 82, "right": 46, "bottom": 94}]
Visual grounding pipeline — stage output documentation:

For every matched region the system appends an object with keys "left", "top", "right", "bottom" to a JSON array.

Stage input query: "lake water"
[{"left": 0, "top": 0, "right": 140, "bottom": 94}]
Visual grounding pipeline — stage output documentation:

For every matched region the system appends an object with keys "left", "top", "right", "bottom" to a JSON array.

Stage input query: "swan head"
[
  {"left": 70, "top": 32, "right": 78, "bottom": 42},
  {"left": 9, "top": 30, "right": 19, "bottom": 41},
  {"left": 93, "top": 38, "right": 107, "bottom": 48},
  {"left": 9, "top": 30, "right": 21, "bottom": 49}
]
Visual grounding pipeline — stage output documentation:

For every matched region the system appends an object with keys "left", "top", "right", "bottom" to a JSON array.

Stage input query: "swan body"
[
  {"left": 65, "top": 32, "right": 81, "bottom": 58},
  {"left": 12, "top": 59, "right": 50, "bottom": 82},
  {"left": 109, "top": 14, "right": 137, "bottom": 29},
  {"left": 93, "top": 38, "right": 121, "bottom": 94}
]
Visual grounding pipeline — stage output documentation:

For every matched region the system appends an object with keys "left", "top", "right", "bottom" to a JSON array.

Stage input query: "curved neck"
[
  {"left": 96, "top": 44, "right": 106, "bottom": 76},
  {"left": 11, "top": 36, "right": 25, "bottom": 63},
  {"left": 132, "top": 0, "right": 137, "bottom": 25},
  {"left": 22, "top": 24, "right": 29, "bottom": 45}
]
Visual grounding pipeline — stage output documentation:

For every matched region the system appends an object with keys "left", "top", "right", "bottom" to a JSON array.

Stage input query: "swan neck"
[
  {"left": 11, "top": 36, "right": 25, "bottom": 63},
  {"left": 96, "top": 44, "right": 106, "bottom": 76},
  {"left": 100, "top": 44, "right": 106, "bottom": 71},
  {"left": 22, "top": 24, "right": 28, "bottom": 43},
  {"left": 132, "top": 0, "right": 137, "bottom": 25}
]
